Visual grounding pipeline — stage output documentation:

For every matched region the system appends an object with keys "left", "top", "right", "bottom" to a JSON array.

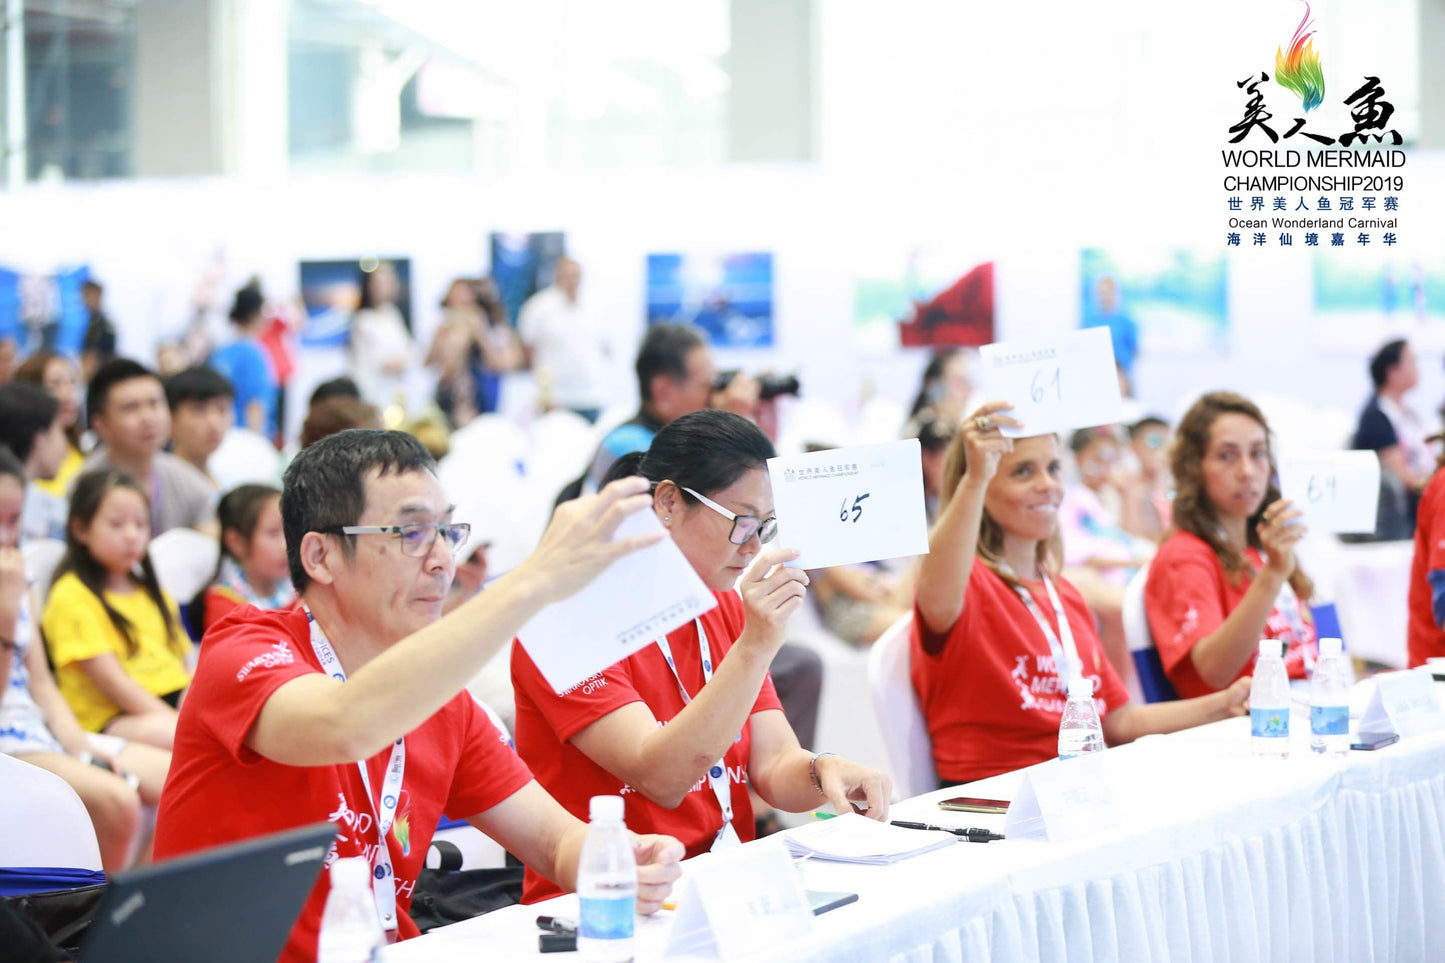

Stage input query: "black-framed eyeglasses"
[
  {"left": 681, "top": 487, "right": 777, "bottom": 545},
  {"left": 318, "top": 522, "right": 472, "bottom": 558}
]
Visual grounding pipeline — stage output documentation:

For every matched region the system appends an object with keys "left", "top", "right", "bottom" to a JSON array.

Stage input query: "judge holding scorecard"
[
  {"left": 512, "top": 409, "right": 891, "bottom": 903},
  {"left": 912, "top": 402, "right": 1251, "bottom": 787}
]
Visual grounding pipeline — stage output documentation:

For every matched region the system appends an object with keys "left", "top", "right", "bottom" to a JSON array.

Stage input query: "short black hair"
[
  {"left": 165, "top": 365, "right": 235, "bottom": 411},
  {"left": 0, "top": 443, "right": 25, "bottom": 483},
  {"left": 1369, "top": 339, "right": 1408, "bottom": 390},
  {"left": 281, "top": 429, "right": 437, "bottom": 594},
  {"left": 228, "top": 280, "right": 265, "bottom": 325},
  {"left": 309, "top": 376, "right": 362, "bottom": 407},
  {"left": 0, "top": 382, "right": 60, "bottom": 463},
  {"left": 81, "top": 279, "right": 102, "bottom": 294},
  {"left": 87, "top": 358, "right": 160, "bottom": 427},
  {"left": 636, "top": 324, "right": 706, "bottom": 403},
  {"left": 1128, "top": 415, "right": 1169, "bottom": 439}
]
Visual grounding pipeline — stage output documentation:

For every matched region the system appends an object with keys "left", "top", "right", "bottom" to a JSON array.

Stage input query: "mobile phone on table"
[
  {"left": 938, "top": 796, "right": 1009, "bottom": 815},
  {"left": 1350, "top": 732, "right": 1399, "bottom": 751}
]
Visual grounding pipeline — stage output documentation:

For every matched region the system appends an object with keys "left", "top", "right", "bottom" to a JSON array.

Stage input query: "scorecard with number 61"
[{"left": 977, "top": 327, "right": 1125, "bottom": 438}]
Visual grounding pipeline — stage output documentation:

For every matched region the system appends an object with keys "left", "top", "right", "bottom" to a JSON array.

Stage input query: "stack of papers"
[{"left": 782, "top": 814, "right": 955, "bottom": 865}]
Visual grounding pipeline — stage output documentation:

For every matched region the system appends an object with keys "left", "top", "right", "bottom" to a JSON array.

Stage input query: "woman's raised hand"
[{"left": 959, "top": 401, "right": 1023, "bottom": 486}]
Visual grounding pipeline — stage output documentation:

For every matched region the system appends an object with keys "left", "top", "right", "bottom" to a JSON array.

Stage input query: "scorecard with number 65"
[{"left": 767, "top": 439, "right": 931, "bottom": 570}]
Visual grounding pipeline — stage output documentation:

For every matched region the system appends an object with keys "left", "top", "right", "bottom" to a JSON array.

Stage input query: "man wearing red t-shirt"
[
  {"left": 154, "top": 430, "right": 683, "bottom": 963},
  {"left": 512, "top": 589, "right": 782, "bottom": 903}
]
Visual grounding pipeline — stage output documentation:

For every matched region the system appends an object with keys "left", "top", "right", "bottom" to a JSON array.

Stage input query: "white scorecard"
[
  {"left": 1276, "top": 450, "right": 1381, "bottom": 534},
  {"left": 977, "top": 326, "right": 1125, "bottom": 438},
  {"left": 766, "top": 439, "right": 930, "bottom": 570},
  {"left": 514, "top": 510, "right": 717, "bottom": 694}
]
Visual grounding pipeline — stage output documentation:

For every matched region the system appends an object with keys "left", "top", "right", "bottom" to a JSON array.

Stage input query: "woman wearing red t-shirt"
[
  {"left": 512, "top": 410, "right": 890, "bottom": 902},
  {"left": 913, "top": 402, "right": 1250, "bottom": 787},
  {"left": 1144, "top": 392, "right": 1317, "bottom": 698}
]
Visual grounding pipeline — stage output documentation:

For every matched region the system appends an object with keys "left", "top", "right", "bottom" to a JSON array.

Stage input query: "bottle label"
[
  {"left": 1250, "top": 707, "right": 1290, "bottom": 738},
  {"left": 1310, "top": 704, "right": 1349, "bottom": 736},
  {"left": 579, "top": 895, "right": 635, "bottom": 941}
]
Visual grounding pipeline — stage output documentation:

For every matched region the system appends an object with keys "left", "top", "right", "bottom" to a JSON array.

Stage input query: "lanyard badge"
[
  {"left": 306, "top": 609, "right": 405, "bottom": 934},
  {"left": 655, "top": 620, "right": 740, "bottom": 851}
]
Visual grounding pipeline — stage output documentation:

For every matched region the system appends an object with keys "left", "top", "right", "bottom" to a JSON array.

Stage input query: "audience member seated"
[
  {"left": 41, "top": 469, "right": 193, "bottom": 751},
  {"left": 14, "top": 350, "right": 86, "bottom": 496},
  {"left": 1058, "top": 426, "right": 1155, "bottom": 681},
  {"left": 165, "top": 366, "right": 236, "bottom": 487},
  {"left": 0, "top": 450, "right": 169, "bottom": 871},
  {"left": 210, "top": 280, "right": 279, "bottom": 441},
  {"left": 914, "top": 413, "right": 957, "bottom": 526},
  {"left": 153, "top": 430, "right": 683, "bottom": 963},
  {"left": 809, "top": 562, "right": 913, "bottom": 648},
  {"left": 512, "top": 410, "right": 890, "bottom": 903},
  {"left": 300, "top": 395, "right": 382, "bottom": 449},
  {"left": 904, "top": 348, "right": 973, "bottom": 437},
  {"left": 1127, "top": 415, "right": 1174, "bottom": 541},
  {"left": 0, "top": 382, "right": 71, "bottom": 541},
  {"left": 1351, "top": 339, "right": 1434, "bottom": 541},
  {"left": 911, "top": 403, "right": 1249, "bottom": 786},
  {"left": 1407, "top": 429, "right": 1445, "bottom": 667},
  {"left": 1145, "top": 392, "right": 1316, "bottom": 699},
  {"left": 83, "top": 359, "right": 218, "bottom": 538},
  {"left": 192, "top": 484, "right": 295, "bottom": 636}
]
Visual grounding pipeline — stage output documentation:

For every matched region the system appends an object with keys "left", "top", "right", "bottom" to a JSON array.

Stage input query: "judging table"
[{"left": 384, "top": 685, "right": 1445, "bottom": 963}]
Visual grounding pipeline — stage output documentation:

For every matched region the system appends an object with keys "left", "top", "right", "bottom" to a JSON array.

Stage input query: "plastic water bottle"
[
  {"left": 1310, "top": 637, "right": 1351, "bottom": 757},
  {"left": 316, "top": 857, "right": 383, "bottom": 963},
  {"left": 1250, "top": 639, "right": 1292, "bottom": 759},
  {"left": 577, "top": 795, "right": 636, "bottom": 963},
  {"left": 1058, "top": 677, "right": 1106, "bottom": 759}
]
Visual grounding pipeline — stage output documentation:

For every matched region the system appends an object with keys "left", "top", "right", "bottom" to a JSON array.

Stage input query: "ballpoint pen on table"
[{"left": 890, "top": 820, "right": 1005, "bottom": 842}]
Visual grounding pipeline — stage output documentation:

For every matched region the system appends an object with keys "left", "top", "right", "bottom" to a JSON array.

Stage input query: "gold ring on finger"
[{"left": 975, "top": 415, "right": 992, "bottom": 432}]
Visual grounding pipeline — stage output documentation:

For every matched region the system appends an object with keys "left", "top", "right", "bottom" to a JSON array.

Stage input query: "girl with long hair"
[
  {"left": 41, "top": 469, "right": 192, "bottom": 749},
  {"left": 192, "top": 483, "right": 295, "bottom": 635},
  {"left": 1144, "top": 391, "right": 1316, "bottom": 698},
  {"left": 913, "top": 402, "right": 1249, "bottom": 786}
]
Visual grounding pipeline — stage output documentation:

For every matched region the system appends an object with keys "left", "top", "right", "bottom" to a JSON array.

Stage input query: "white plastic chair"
[
  {"left": 1124, "top": 564, "right": 1180, "bottom": 702},
  {"left": 0, "top": 754, "right": 103, "bottom": 871},
  {"left": 865, "top": 613, "right": 937, "bottom": 799},
  {"left": 446, "top": 414, "right": 530, "bottom": 475},
  {"left": 209, "top": 427, "right": 282, "bottom": 490},
  {"left": 148, "top": 527, "right": 221, "bottom": 603},
  {"left": 526, "top": 409, "right": 597, "bottom": 496},
  {"left": 22, "top": 537, "right": 66, "bottom": 601}
]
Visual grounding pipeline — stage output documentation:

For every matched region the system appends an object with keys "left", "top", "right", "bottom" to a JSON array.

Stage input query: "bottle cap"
[
  {"left": 1257, "top": 639, "right": 1283, "bottom": 659},
  {"left": 589, "top": 794, "right": 624, "bottom": 822},
  {"left": 1318, "top": 637, "right": 1343, "bottom": 657},
  {"left": 1067, "top": 677, "right": 1095, "bottom": 699},
  {"left": 329, "top": 856, "right": 370, "bottom": 889}
]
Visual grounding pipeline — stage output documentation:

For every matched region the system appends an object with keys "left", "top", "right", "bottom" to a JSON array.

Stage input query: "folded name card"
[
  {"left": 1004, "top": 753, "right": 1125, "bottom": 843},
  {"left": 663, "top": 845, "right": 814, "bottom": 960},
  {"left": 1357, "top": 668, "right": 1445, "bottom": 739},
  {"left": 977, "top": 327, "right": 1125, "bottom": 438},
  {"left": 1277, "top": 450, "right": 1381, "bottom": 534},
  {"left": 515, "top": 510, "right": 717, "bottom": 694}
]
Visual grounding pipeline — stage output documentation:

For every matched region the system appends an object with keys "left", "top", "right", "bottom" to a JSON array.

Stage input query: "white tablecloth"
[{"left": 384, "top": 693, "right": 1445, "bottom": 963}]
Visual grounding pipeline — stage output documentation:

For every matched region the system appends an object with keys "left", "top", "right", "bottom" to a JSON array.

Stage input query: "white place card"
[
  {"left": 515, "top": 510, "right": 717, "bottom": 694},
  {"left": 1277, "top": 450, "right": 1381, "bottom": 534},
  {"left": 1003, "top": 753, "right": 1124, "bottom": 844},
  {"left": 977, "top": 327, "right": 1124, "bottom": 438},
  {"left": 663, "top": 845, "right": 814, "bottom": 960},
  {"left": 767, "top": 439, "right": 930, "bottom": 570},
  {"left": 1357, "top": 668, "right": 1445, "bottom": 739}
]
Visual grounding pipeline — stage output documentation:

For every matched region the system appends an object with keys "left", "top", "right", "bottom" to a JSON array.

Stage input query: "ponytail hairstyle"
[
  {"left": 601, "top": 409, "right": 776, "bottom": 500},
  {"left": 188, "top": 483, "right": 281, "bottom": 632},
  {"left": 53, "top": 468, "right": 184, "bottom": 657},
  {"left": 1170, "top": 391, "right": 1314, "bottom": 601}
]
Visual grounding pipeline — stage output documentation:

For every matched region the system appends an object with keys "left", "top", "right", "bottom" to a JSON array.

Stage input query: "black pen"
[{"left": 891, "top": 820, "right": 1005, "bottom": 842}]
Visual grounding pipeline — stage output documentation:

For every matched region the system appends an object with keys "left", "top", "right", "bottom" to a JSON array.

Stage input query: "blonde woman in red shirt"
[{"left": 912, "top": 402, "right": 1250, "bottom": 787}]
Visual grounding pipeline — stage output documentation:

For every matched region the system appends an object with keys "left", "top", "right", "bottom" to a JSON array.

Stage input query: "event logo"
[
  {"left": 1274, "top": 2, "right": 1324, "bottom": 113},
  {"left": 1220, "top": 0, "right": 1406, "bottom": 249}
]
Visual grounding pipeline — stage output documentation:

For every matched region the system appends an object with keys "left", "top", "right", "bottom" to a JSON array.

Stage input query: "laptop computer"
[{"left": 80, "top": 822, "right": 337, "bottom": 963}]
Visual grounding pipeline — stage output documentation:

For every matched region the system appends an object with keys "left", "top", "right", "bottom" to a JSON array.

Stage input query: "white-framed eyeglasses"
[
  {"left": 680, "top": 487, "right": 777, "bottom": 545},
  {"left": 319, "top": 522, "right": 471, "bottom": 558}
]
